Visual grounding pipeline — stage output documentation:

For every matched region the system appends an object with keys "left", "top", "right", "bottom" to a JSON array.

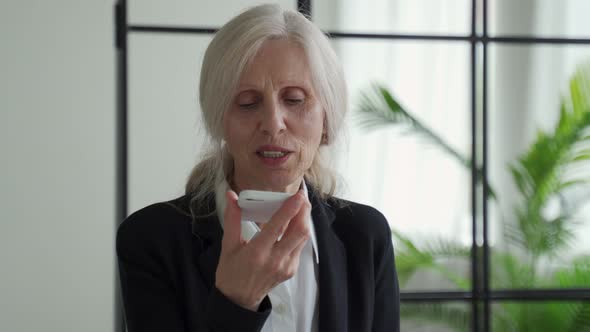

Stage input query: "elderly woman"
[{"left": 117, "top": 4, "right": 399, "bottom": 332}]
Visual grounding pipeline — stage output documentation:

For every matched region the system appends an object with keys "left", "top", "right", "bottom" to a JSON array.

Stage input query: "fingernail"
[{"left": 227, "top": 190, "right": 237, "bottom": 201}]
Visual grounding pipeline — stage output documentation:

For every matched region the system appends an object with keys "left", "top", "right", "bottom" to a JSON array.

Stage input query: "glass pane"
[
  {"left": 490, "top": 0, "right": 590, "bottom": 38},
  {"left": 489, "top": 44, "right": 590, "bottom": 289},
  {"left": 315, "top": 0, "right": 471, "bottom": 35},
  {"left": 492, "top": 302, "right": 590, "bottom": 331},
  {"left": 129, "top": 0, "right": 296, "bottom": 27},
  {"left": 401, "top": 302, "right": 471, "bottom": 331},
  {"left": 332, "top": 39, "right": 472, "bottom": 291},
  {"left": 128, "top": 34, "right": 212, "bottom": 213}
]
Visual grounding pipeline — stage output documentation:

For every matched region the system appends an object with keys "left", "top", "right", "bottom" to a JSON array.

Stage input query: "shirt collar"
[{"left": 215, "top": 179, "right": 319, "bottom": 263}]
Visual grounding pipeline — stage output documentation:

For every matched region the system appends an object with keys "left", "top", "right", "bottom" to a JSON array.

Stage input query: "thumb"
[{"left": 222, "top": 190, "right": 242, "bottom": 251}]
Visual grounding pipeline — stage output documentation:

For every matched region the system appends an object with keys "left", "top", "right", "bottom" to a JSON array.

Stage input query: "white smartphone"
[{"left": 237, "top": 190, "right": 294, "bottom": 223}]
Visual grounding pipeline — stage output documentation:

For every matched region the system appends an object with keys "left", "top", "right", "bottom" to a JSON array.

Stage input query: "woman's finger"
[
  {"left": 272, "top": 199, "right": 311, "bottom": 257},
  {"left": 251, "top": 190, "right": 305, "bottom": 248},
  {"left": 280, "top": 234, "right": 309, "bottom": 282},
  {"left": 289, "top": 232, "right": 309, "bottom": 261}
]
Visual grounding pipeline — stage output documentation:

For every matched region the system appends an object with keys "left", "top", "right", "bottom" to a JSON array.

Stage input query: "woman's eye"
[
  {"left": 238, "top": 102, "right": 257, "bottom": 109},
  {"left": 285, "top": 98, "right": 304, "bottom": 105}
]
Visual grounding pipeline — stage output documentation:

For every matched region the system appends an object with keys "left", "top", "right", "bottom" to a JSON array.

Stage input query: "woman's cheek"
[{"left": 300, "top": 145, "right": 316, "bottom": 170}]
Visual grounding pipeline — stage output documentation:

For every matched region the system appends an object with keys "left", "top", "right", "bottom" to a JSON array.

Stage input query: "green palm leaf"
[
  {"left": 554, "top": 257, "right": 590, "bottom": 332},
  {"left": 373, "top": 61, "right": 590, "bottom": 331},
  {"left": 490, "top": 252, "right": 535, "bottom": 289},
  {"left": 356, "top": 83, "right": 497, "bottom": 199},
  {"left": 392, "top": 229, "right": 470, "bottom": 289},
  {"left": 401, "top": 302, "right": 470, "bottom": 332},
  {"left": 357, "top": 84, "right": 470, "bottom": 167},
  {"left": 508, "top": 63, "right": 590, "bottom": 256}
]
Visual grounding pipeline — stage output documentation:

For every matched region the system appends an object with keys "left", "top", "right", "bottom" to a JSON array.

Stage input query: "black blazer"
[{"left": 117, "top": 186, "right": 400, "bottom": 332}]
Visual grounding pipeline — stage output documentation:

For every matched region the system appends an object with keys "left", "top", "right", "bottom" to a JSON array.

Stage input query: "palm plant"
[{"left": 356, "top": 62, "right": 590, "bottom": 331}]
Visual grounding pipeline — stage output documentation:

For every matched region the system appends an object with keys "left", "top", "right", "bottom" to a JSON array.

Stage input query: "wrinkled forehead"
[{"left": 236, "top": 38, "right": 318, "bottom": 92}]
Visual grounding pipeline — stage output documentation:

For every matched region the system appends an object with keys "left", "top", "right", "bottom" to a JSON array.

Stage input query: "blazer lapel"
[
  {"left": 309, "top": 189, "right": 349, "bottom": 332},
  {"left": 190, "top": 194, "right": 223, "bottom": 290}
]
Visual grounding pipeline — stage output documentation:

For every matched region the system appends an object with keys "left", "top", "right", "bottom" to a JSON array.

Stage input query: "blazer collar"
[
  {"left": 308, "top": 187, "right": 349, "bottom": 332},
  {"left": 190, "top": 185, "right": 348, "bottom": 331},
  {"left": 189, "top": 193, "right": 223, "bottom": 288},
  {"left": 190, "top": 193, "right": 222, "bottom": 243}
]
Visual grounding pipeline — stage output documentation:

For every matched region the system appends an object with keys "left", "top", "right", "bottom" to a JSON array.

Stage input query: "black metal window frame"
[{"left": 114, "top": 0, "right": 590, "bottom": 331}]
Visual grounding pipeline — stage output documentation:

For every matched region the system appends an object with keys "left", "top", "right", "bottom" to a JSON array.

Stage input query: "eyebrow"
[
  {"left": 235, "top": 84, "right": 259, "bottom": 91},
  {"left": 237, "top": 79, "right": 311, "bottom": 89},
  {"left": 237, "top": 85, "right": 312, "bottom": 95}
]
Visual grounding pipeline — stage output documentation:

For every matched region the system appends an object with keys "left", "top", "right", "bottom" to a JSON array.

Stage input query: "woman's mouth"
[
  {"left": 258, "top": 151, "right": 289, "bottom": 158},
  {"left": 256, "top": 146, "right": 292, "bottom": 166}
]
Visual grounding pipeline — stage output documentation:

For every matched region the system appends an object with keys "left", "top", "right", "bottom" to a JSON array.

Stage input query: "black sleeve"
[
  {"left": 372, "top": 220, "right": 401, "bottom": 332},
  {"left": 116, "top": 212, "right": 272, "bottom": 332},
  {"left": 205, "top": 286, "right": 272, "bottom": 331},
  {"left": 116, "top": 229, "right": 186, "bottom": 332}
]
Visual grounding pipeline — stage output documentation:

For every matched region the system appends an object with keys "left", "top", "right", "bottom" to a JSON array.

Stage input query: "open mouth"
[
  {"left": 255, "top": 145, "right": 293, "bottom": 163},
  {"left": 257, "top": 150, "right": 291, "bottom": 158}
]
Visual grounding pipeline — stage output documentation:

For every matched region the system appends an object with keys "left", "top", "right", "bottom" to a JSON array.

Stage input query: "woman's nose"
[{"left": 259, "top": 98, "right": 286, "bottom": 137}]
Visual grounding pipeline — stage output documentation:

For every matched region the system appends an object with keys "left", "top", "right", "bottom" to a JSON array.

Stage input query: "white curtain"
[{"left": 331, "top": 0, "right": 473, "bottom": 245}]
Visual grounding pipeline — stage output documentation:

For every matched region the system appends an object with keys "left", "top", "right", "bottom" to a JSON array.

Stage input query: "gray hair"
[{"left": 185, "top": 3, "right": 348, "bottom": 216}]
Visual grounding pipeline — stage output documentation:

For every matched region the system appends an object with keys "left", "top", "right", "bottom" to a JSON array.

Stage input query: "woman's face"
[{"left": 223, "top": 38, "right": 324, "bottom": 193}]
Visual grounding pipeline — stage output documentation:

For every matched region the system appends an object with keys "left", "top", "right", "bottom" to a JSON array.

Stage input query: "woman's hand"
[{"left": 215, "top": 189, "right": 311, "bottom": 311}]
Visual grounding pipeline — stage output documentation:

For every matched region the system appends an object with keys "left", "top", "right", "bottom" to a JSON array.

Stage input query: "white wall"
[
  {"left": 1, "top": 1, "right": 115, "bottom": 331},
  {"left": 0, "top": 1, "right": 296, "bottom": 331}
]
